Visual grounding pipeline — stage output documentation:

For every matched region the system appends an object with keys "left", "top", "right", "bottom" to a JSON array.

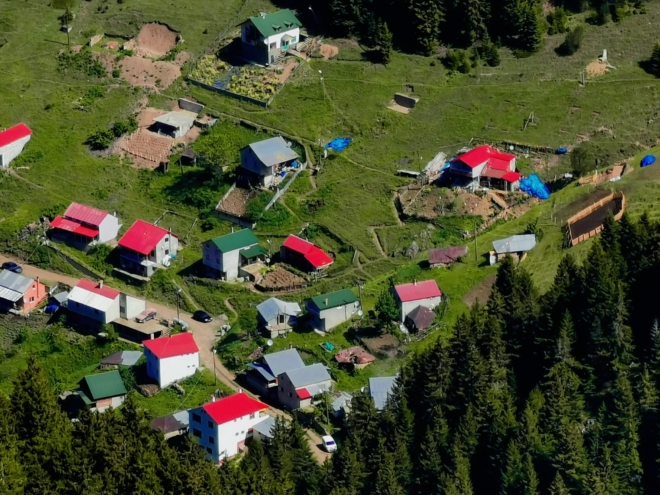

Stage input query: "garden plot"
[{"left": 189, "top": 55, "right": 298, "bottom": 103}]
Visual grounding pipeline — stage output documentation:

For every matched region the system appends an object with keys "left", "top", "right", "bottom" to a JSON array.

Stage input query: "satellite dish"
[
  {"left": 509, "top": 145, "right": 514, "bottom": 151},
  {"left": 287, "top": 141, "right": 292, "bottom": 147},
  {"left": 267, "top": 339, "right": 274, "bottom": 347},
  {"left": 357, "top": 310, "right": 363, "bottom": 317},
  {"left": 265, "top": 257, "right": 271, "bottom": 264}
]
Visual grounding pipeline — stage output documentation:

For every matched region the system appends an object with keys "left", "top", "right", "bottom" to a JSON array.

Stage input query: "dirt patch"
[
  {"left": 174, "top": 125, "right": 201, "bottom": 147},
  {"left": 136, "top": 107, "right": 167, "bottom": 127},
  {"left": 276, "top": 61, "right": 299, "bottom": 84},
  {"left": 586, "top": 60, "right": 608, "bottom": 78},
  {"left": 568, "top": 198, "right": 622, "bottom": 239},
  {"left": 463, "top": 273, "right": 496, "bottom": 307},
  {"left": 320, "top": 44, "right": 339, "bottom": 60},
  {"left": 556, "top": 189, "right": 612, "bottom": 223},
  {"left": 400, "top": 186, "right": 497, "bottom": 221},
  {"left": 96, "top": 53, "right": 182, "bottom": 90},
  {"left": 217, "top": 187, "right": 258, "bottom": 218},
  {"left": 361, "top": 333, "right": 401, "bottom": 359},
  {"left": 257, "top": 265, "right": 307, "bottom": 292},
  {"left": 116, "top": 128, "right": 173, "bottom": 169},
  {"left": 132, "top": 23, "right": 178, "bottom": 58}
]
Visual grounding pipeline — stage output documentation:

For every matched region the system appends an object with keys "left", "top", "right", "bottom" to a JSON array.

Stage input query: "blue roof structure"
[{"left": 369, "top": 376, "right": 397, "bottom": 411}]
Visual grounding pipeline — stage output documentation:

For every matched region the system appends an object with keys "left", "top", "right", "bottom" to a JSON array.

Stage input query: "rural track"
[{"left": 0, "top": 254, "right": 330, "bottom": 463}]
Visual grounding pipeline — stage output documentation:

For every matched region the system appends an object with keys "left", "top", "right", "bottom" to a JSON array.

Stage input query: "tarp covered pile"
[{"left": 520, "top": 174, "right": 550, "bottom": 200}]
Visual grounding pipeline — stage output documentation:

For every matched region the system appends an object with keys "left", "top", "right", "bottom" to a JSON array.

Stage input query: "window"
[
  {"left": 280, "top": 386, "right": 284, "bottom": 392},
  {"left": 165, "top": 249, "right": 170, "bottom": 255},
  {"left": 208, "top": 421, "right": 213, "bottom": 429},
  {"left": 206, "top": 447, "right": 212, "bottom": 454},
  {"left": 193, "top": 428, "right": 201, "bottom": 438},
  {"left": 192, "top": 413, "right": 201, "bottom": 423},
  {"left": 270, "top": 42, "right": 276, "bottom": 49},
  {"left": 289, "top": 392, "right": 293, "bottom": 397},
  {"left": 291, "top": 37, "right": 297, "bottom": 43},
  {"left": 209, "top": 436, "right": 215, "bottom": 444},
  {"left": 241, "top": 430, "right": 245, "bottom": 434},
  {"left": 249, "top": 413, "right": 255, "bottom": 420},
  {"left": 235, "top": 432, "right": 239, "bottom": 436},
  {"left": 279, "top": 314, "right": 285, "bottom": 324},
  {"left": 29, "top": 297, "right": 34, "bottom": 302},
  {"left": 164, "top": 237, "right": 169, "bottom": 243}
]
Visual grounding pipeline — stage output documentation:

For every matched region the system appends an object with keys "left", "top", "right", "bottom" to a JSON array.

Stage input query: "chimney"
[
  {"left": 413, "top": 279, "right": 417, "bottom": 286},
  {"left": 211, "top": 395, "right": 216, "bottom": 402},
  {"left": 289, "top": 343, "right": 293, "bottom": 349},
  {"left": 99, "top": 280, "right": 104, "bottom": 289},
  {"left": 325, "top": 298, "right": 329, "bottom": 306},
  {"left": 113, "top": 211, "right": 116, "bottom": 217},
  {"left": 238, "top": 388, "right": 243, "bottom": 394},
  {"left": 231, "top": 226, "right": 234, "bottom": 233}
]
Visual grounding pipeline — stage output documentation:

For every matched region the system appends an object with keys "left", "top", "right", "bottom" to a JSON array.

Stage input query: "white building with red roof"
[
  {"left": 188, "top": 391, "right": 269, "bottom": 463},
  {"left": 49, "top": 202, "right": 121, "bottom": 250},
  {"left": 67, "top": 278, "right": 146, "bottom": 329},
  {"left": 449, "top": 145, "right": 522, "bottom": 191},
  {"left": 0, "top": 124, "right": 32, "bottom": 168},
  {"left": 280, "top": 234, "right": 333, "bottom": 273},
  {"left": 117, "top": 220, "right": 178, "bottom": 278},
  {"left": 391, "top": 279, "right": 442, "bottom": 323},
  {"left": 143, "top": 332, "right": 200, "bottom": 387}
]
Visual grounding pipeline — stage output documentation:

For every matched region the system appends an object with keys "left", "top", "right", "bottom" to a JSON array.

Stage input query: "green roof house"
[
  {"left": 240, "top": 9, "right": 303, "bottom": 65},
  {"left": 306, "top": 289, "right": 361, "bottom": 332},
  {"left": 202, "top": 229, "right": 268, "bottom": 282},
  {"left": 77, "top": 370, "right": 128, "bottom": 413}
]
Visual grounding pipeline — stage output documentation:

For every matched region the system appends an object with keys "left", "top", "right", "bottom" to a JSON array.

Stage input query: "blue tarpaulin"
[
  {"left": 557, "top": 147, "right": 568, "bottom": 154},
  {"left": 520, "top": 174, "right": 551, "bottom": 200},
  {"left": 641, "top": 155, "right": 656, "bottom": 167},
  {"left": 325, "top": 138, "right": 352, "bottom": 152}
]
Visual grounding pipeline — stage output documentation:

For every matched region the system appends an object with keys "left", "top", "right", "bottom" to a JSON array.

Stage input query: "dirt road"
[{"left": 0, "top": 254, "right": 330, "bottom": 463}]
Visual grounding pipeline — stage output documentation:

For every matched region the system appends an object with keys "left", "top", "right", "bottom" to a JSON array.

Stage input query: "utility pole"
[
  {"left": 474, "top": 220, "right": 478, "bottom": 262},
  {"left": 175, "top": 288, "right": 182, "bottom": 321},
  {"left": 212, "top": 349, "right": 217, "bottom": 386}
]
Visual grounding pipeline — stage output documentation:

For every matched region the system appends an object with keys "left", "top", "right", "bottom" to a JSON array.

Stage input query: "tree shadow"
[
  {"left": 361, "top": 50, "right": 383, "bottom": 64},
  {"left": 177, "top": 259, "right": 205, "bottom": 278},
  {"left": 638, "top": 59, "right": 655, "bottom": 76}
]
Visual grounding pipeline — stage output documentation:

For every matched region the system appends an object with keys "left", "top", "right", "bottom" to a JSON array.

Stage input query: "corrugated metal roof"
[
  {"left": 247, "top": 362, "right": 276, "bottom": 381},
  {"left": 0, "top": 123, "right": 32, "bottom": 148},
  {"left": 257, "top": 297, "right": 301, "bottom": 322},
  {"left": 68, "top": 286, "right": 118, "bottom": 312},
  {"left": 406, "top": 306, "right": 436, "bottom": 330},
  {"left": 101, "top": 350, "right": 143, "bottom": 366},
  {"left": 63, "top": 202, "right": 109, "bottom": 227},
  {"left": 246, "top": 9, "right": 302, "bottom": 39},
  {"left": 208, "top": 229, "right": 259, "bottom": 253},
  {"left": 247, "top": 136, "right": 299, "bottom": 167},
  {"left": 262, "top": 348, "right": 305, "bottom": 377},
  {"left": 0, "top": 269, "right": 34, "bottom": 294},
  {"left": 309, "top": 288, "right": 358, "bottom": 311},
  {"left": 118, "top": 220, "right": 172, "bottom": 255},
  {"left": 0, "top": 286, "right": 23, "bottom": 302},
  {"left": 80, "top": 371, "right": 127, "bottom": 400},
  {"left": 369, "top": 376, "right": 397, "bottom": 411},
  {"left": 284, "top": 363, "right": 331, "bottom": 388},
  {"left": 50, "top": 216, "right": 99, "bottom": 238},
  {"left": 153, "top": 110, "right": 197, "bottom": 129},
  {"left": 332, "top": 391, "right": 353, "bottom": 412},
  {"left": 492, "top": 234, "right": 536, "bottom": 254},
  {"left": 393, "top": 280, "right": 442, "bottom": 303},
  {"left": 429, "top": 246, "right": 468, "bottom": 265}
]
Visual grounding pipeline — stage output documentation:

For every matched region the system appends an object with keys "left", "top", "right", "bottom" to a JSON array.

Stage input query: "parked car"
[
  {"left": 322, "top": 435, "right": 337, "bottom": 453},
  {"left": 135, "top": 308, "right": 157, "bottom": 323},
  {"left": 1, "top": 261, "right": 22, "bottom": 274},
  {"left": 193, "top": 310, "right": 213, "bottom": 323}
]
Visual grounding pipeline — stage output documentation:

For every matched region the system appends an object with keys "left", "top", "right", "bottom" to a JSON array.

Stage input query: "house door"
[{"left": 270, "top": 54, "right": 275, "bottom": 63}]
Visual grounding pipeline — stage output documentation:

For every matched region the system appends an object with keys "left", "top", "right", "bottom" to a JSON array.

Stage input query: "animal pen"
[{"left": 565, "top": 191, "right": 626, "bottom": 246}]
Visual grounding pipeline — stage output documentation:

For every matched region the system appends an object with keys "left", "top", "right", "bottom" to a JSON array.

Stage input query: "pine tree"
[
  {"left": 649, "top": 41, "right": 660, "bottom": 77},
  {"left": 0, "top": 395, "right": 25, "bottom": 494},
  {"left": 378, "top": 22, "right": 393, "bottom": 64},
  {"left": 516, "top": 3, "right": 544, "bottom": 55},
  {"left": 441, "top": 450, "right": 474, "bottom": 495},
  {"left": 548, "top": 472, "right": 570, "bottom": 495},
  {"left": 408, "top": 0, "right": 444, "bottom": 55},
  {"left": 412, "top": 422, "right": 444, "bottom": 495}
]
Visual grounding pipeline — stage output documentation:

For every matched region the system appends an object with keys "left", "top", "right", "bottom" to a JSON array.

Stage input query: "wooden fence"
[{"left": 566, "top": 191, "right": 626, "bottom": 246}]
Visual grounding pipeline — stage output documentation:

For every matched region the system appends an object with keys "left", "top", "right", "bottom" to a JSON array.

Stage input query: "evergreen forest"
[
  {"left": 301, "top": 0, "right": 638, "bottom": 56},
  {"left": 4, "top": 212, "right": 660, "bottom": 495}
]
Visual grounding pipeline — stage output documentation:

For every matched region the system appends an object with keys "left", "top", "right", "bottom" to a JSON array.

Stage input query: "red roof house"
[
  {"left": 118, "top": 220, "right": 179, "bottom": 278},
  {"left": 50, "top": 202, "right": 121, "bottom": 248},
  {"left": 143, "top": 332, "right": 200, "bottom": 387},
  {"left": 188, "top": 391, "right": 269, "bottom": 463},
  {"left": 391, "top": 280, "right": 443, "bottom": 323},
  {"left": 449, "top": 145, "right": 520, "bottom": 191},
  {"left": 429, "top": 246, "right": 469, "bottom": 267},
  {"left": 280, "top": 235, "right": 333, "bottom": 272},
  {"left": 0, "top": 124, "right": 32, "bottom": 168}
]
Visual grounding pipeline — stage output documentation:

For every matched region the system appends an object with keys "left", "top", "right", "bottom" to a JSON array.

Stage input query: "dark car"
[
  {"left": 1, "top": 261, "right": 22, "bottom": 274},
  {"left": 193, "top": 310, "right": 213, "bottom": 323}
]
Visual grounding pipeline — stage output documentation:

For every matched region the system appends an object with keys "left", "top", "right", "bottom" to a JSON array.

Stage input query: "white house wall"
[
  {"left": 399, "top": 296, "right": 442, "bottom": 322},
  {"left": 97, "top": 214, "right": 121, "bottom": 244},
  {"left": 264, "top": 28, "right": 300, "bottom": 50},
  {"left": 277, "top": 372, "right": 332, "bottom": 409},
  {"left": 317, "top": 303, "right": 360, "bottom": 331},
  {"left": 158, "top": 352, "right": 199, "bottom": 387},
  {"left": 69, "top": 297, "right": 120, "bottom": 324},
  {"left": 221, "top": 249, "right": 243, "bottom": 281},
  {"left": 203, "top": 243, "right": 257, "bottom": 280},
  {"left": 0, "top": 135, "right": 30, "bottom": 168},
  {"left": 189, "top": 404, "right": 268, "bottom": 463},
  {"left": 120, "top": 293, "right": 146, "bottom": 320}
]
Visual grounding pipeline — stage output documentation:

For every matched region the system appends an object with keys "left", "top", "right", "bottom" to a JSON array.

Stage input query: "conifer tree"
[
  {"left": 649, "top": 41, "right": 660, "bottom": 77},
  {"left": 0, "top": 395, "right": 25, "bottom": 494},
  {"left": 548, "top": 472, "right": 570, "bottom": 495},
  {"left": 378, "top": 23, "right": 393, "bottom": 65},
  {"left": 408, "top": 0, "right": 444, "bottom": 55},
  {"left": 516, "top": 3, "right": 544, "bottom": 54}
]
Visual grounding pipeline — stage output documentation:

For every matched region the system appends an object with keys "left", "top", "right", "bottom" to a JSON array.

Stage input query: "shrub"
[
  {"left": 86, "top": 128, "right": 114, "bottom": 150},
  {"left": 557, "top": 25, "right": 585, "bottom": 56},
  {"left": 571, "top": 144, "right": 595, "bottom": 176},
  {"left": 479, "top": 38, "right": 501, "bottom": 67},
  {"left": 57, "top": 48, "right": 106, "bottom": 77},
  {"left": 442, "top": 49, "right": 474, "bottom": 74},
  {"left": 112, "top": 68, "right": 121, "bottom": 78},
  {"left": 547, "top": 7, "right": 569, "bottom": 35},
  {"left": 648, "top": 41, "right": 660, "bottom": 77}
]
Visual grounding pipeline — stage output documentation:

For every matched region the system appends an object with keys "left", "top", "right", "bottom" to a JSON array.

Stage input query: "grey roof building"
[
  {"left": 263, "top": 348, "right": 305, "bottom": 378},
  {"left": 151, "top": 410, "right": 190, "bottom": 439},
  {"left": 369, "top": 376, "right": 397, "bottom": 411},
  {"left": 492, "top": 234, "right": 537, "bottom": 254},
  {"left": 240, "top": 136, "right": 300, "bottom": 187},
  {"left": 101, "top": 350, "right": 143, "bottom": 367},
  {"left": 252, "top": 415, "right": 276, "bottom": 440},
  {"left": 257, "top": 297, "right": 301, "bottom": 338},
  {"left": 278, "top": 363, "right": 332, "bottom": 410},
  {"left": 0, "top": 269, "right": 34, "bottom": 301}
]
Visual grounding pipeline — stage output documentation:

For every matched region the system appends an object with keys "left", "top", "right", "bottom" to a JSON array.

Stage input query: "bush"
[
  {"left": 112, "top": 69, "right": 121, "bottom": 78},
  {"left": 442, "top": 49, "right": 474, "bottom": 74},
  {"left": 648, "top": 41, "right": 660, "bottom": 77},
  {"left": 547, "top": 7, "right": 569, "bottom": 35},
  {"left": 57, "top": 48, "right": 106, "bottom": 77},
  {"left": 86, "top": 129, "right": 114, "bottom": 150},
  {"left": 571, "top": 144, "right": 595, "bottom": 176},
  {"left": 557, "top": 25, "right": 585, "bottom": 56},
  {"left": 479, "top": 38, "right": 501, "bottom": 67},
  {"left": 524, "top": 218, "right": 545, "bottom": 241},
  {"left": 111, "top": 116, "right": 138, "bottom": 137}
]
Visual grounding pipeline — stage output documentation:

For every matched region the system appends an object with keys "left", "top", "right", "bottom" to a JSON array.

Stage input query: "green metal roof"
[
  {"left": 247, "top": 9, "right": 302, "bottom": 38},
  {"left": 310, "top": 289, "right": 358, "bottom": 311},
  {"left": 80, "top": 371, "right": 128, "bottom": 401},
  {"left": 240, "top": 244, "right": 268, "bottom": 259},
  {"left": 208, "top": 229, "right": 259, "bottom": 253}
]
